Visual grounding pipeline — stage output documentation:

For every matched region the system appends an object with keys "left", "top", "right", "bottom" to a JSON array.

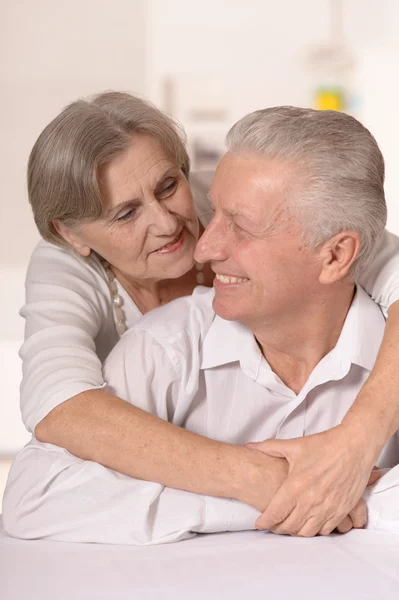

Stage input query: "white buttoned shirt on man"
[{"left": 3, "top": 286, "right": 399, "bottom": 544}]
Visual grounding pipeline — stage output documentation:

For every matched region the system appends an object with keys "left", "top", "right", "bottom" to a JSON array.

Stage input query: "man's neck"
[{"left": 251, "top": 283, "right": 356, "bottom": 394}]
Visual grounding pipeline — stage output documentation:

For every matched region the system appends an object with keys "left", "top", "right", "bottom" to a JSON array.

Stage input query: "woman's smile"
[{"left": 155, "top": 229, "right": 184, "bottom": 254}]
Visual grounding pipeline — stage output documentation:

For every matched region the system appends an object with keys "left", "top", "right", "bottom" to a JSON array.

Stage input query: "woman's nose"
[{"left": 147, "top": 200, "right": 178, "bottom": 236}]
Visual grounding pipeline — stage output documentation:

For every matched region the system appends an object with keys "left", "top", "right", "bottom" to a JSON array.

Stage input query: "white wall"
[
  {"left": 2, "top": 0, "right": 399, "bottom": 454},
  {"left": 0, "top": 0, "right": 148, "bottom": 453},
  {"left": 0, "top": 0, "right": 148, "bottom": 270},
  {"left": 357, "top": 46, "right": 399, "bottom": 233},
  {"left": 148, "top": 0, "right": 399, "bottom": 230}
]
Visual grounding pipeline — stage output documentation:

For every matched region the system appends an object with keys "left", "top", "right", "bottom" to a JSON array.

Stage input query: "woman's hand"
[{"left": 246, "top": 424, "right": 380, "bottom": 537}]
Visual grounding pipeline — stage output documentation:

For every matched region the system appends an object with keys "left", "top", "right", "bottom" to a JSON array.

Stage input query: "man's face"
[{"left": 194, "top": 151, "right": 323, "bottom": 329}]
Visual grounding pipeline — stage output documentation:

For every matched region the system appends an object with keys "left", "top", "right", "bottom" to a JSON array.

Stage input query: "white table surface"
[{"left": 1, "top": 516, "right": 399, "bottom": 600}]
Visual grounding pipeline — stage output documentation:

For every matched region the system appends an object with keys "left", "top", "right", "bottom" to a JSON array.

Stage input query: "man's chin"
[{"left": 212, "top": 298, "right": 240, "bottom": 322}]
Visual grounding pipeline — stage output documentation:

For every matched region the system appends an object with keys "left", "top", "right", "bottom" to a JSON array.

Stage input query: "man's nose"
[
  {"left": 147, "top": 200, "right": 178, "bottom": 236},
  {"left": 194, "top": 221, "right": 227, "bottom": 264}
]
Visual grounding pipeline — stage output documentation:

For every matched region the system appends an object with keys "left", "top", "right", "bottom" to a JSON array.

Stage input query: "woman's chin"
[{"left": 156, "top": 251, "right": 195, "bottom": 280}]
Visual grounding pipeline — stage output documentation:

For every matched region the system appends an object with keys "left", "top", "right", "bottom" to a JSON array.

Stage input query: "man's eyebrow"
[
  {"left": 226, "top": 210, "right": 258, "bottom": 226},
  {"left": 207, "top": 192, "right": 258, "bottom": 224},
  {"left": 104, "top": 167, "right": 179, "bottom": 219}
]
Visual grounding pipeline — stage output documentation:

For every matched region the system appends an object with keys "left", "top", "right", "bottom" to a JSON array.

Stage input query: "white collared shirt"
[
  {"left": 18, "top": 228, "right": 399, "bottom": 436},
  {"left": 104, "top": 284, "right": 399, "bottom": 534},
  {"left": 105, "top": 285, "right": 394, "bottom": 449},
  {"left": 4, "top": 285, "right": 399, "bottom": 544}
]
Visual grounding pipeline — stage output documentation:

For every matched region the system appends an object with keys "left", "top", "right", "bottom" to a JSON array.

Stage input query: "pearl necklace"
[{"left": 104, "top": 261, "right": 205, "bottom": 336}]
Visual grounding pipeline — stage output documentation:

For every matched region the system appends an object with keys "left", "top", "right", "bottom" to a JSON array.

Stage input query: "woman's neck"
[
  {"left": 112, "top": 263, "right": 214, "bottom": 315},
  {"left": 109, "top": 222, "right": 214, "bottom": 314}
]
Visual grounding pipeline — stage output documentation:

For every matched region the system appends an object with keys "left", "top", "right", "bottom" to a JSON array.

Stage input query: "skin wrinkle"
[
  {"left": 70, "top": 135, "right": 198, "bottom": 277},
  {"left": 195, "top": 151, "right": 358, "bottom": 395},
  {"left": 56, "top": 133, "right": 214, "bottom": 312}
]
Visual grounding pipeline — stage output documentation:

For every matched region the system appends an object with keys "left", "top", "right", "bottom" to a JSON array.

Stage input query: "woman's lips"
[{"left": 156, "top": 230, "right": 184, "bottom": 254}]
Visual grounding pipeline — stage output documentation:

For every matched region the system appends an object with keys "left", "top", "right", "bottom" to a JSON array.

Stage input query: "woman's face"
[{"left": 64, "top": 134, "right": 199, "bottom": 283}]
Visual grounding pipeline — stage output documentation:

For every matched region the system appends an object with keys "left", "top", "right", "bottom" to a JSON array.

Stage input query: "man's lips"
[{"left": 213, "top": 272, "right": 250, "bottom": 285}]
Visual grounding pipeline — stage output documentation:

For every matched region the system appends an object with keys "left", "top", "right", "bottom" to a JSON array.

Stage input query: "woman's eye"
[
  {"left": 160, "top": 179, "right": 177, "bottom": 196},
  {"left": 116, "top": 208, "right": 135, "bottom": 222}
]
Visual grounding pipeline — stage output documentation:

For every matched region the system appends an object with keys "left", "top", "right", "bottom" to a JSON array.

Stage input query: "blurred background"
[{"left": 1, "top": 0, "right": 399, "bottom": 503}]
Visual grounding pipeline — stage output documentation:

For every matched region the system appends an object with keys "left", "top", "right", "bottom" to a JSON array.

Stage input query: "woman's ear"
[
  {"left": 52, "top": 220, "right": 91, "bottom": 257},
  {"left": 318, "top": 231, "right": 360, "bottom": 285}
]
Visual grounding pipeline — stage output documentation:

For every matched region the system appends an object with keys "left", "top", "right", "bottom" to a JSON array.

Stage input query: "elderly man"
[{"left": 4, "top": 107, "right": 399, "bottom": 544}]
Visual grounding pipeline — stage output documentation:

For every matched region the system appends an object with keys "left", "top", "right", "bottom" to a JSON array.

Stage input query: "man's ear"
[
  {"left": 318, "top": 231, "right": 360, "bottom": 285},
  {"left": 52, "top": 220, "right": 91, "bottom": 257}
]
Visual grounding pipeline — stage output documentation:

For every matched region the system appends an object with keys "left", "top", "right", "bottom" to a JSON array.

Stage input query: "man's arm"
[
  {"left": 24, "top": 327, "right": 289, "bottom": 544},
  {"left": 3, "top": 435, "right": 286, "bottom": 544}
]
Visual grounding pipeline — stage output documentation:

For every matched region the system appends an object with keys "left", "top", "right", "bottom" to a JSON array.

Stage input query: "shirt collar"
[
  {"left": 200, "top": 285, "right": 385, "bottom": 377},
  {"left": 201, "top": 316, "right": 262, "bottom": 378},
  {"left": 345, "top": 285, "right": 386, "bottom": 371}
]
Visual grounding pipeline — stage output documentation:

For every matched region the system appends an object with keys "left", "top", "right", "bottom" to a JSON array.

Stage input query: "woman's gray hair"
[
  {"left": 226, "top": 107, "right": 387, "bottom": 280},
  {"left": 28, "top": 91, "right": 190, "bottom": 247}
]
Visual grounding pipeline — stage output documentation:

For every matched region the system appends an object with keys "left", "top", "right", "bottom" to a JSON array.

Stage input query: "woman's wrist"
[
  {"left": 340, "top": 379, "right": 394, "bottom": 459},
  {"left": 227, "top": 446, "right": 287, "bottom": 511}
]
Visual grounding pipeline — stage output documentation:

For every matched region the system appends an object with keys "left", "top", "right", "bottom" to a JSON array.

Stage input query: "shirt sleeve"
[
  {"left": 358, "top": 230, "right": 399, "bottom": 315},
  {"left": 104, "top": 327, "right": 261, "bottom": 541},
  {"left": 363, "top": 465, "right": 399, "bottom": 533},
  {"left": 3, "top": 440, "right": 259, "bottom": 545},
  {"left": 4, "top": 326, "right": 259, "bottom": 545},
  {"left": 19, "top": 242, "right": 111, "bottom": 433}
]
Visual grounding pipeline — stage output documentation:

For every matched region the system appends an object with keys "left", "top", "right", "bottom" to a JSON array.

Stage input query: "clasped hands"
[{"left": 245, "top": 424, "right": 384, "bottom": 538}]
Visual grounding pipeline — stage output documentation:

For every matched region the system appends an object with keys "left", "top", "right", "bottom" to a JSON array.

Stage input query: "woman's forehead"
[{"left": 99, "top": 137, "right": 178, "bottom": 205}]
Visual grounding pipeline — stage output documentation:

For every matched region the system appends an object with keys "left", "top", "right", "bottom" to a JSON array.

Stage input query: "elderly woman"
[{"left": 4, "top": 91, "right": 399, "bottom": 540}]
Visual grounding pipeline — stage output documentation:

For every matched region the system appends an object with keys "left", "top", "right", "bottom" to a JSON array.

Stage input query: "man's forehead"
[{"left": 211, "top": 152, "right": 290, "bottom": 214}]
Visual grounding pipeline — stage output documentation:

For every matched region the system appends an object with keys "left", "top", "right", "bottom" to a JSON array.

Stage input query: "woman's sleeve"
[
  {"left": 359, "top": 230, "right": 399, "bottom": 315},
  {"left": 19, "top": 242, "right": 110, "bottom": 433}
]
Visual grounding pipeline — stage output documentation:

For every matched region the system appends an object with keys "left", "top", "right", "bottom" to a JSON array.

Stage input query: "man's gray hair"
[{"left": 226, "top": 107, "right": 387, "bottom": 280}]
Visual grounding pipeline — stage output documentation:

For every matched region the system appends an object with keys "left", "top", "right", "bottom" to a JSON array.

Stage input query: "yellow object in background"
[{"left": 314, "top": 87, "right": 345, "bottom": 111}]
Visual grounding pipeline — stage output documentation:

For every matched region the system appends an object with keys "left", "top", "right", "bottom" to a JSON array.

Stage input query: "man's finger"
[
  {"left": 269, "top": 508, "right": 308, "bottom": 536},
  {"left": 296, "top": 517, "right": 322, "bottom": 538},
  {"left": 245, "top": 438, "right": 294, "bottom": 459},
  {"left": 367, "top": 468, "right": 386, "bottom": 486},
  {"left": 255, "top": 486, "right": 296, "bottom": 530},
  {"left": 335, "top": 516, "right": 353, "bottom": 534},
  {"left": 348, "top": 499, "right": 367, "bottom": 529},
  {"left": 319, "top": 516, "right": 345, "bottom": 536}
]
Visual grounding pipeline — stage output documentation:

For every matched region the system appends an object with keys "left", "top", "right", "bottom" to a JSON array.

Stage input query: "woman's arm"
[
  {"left": 35, "top": 390, "right": 285, "bottom": 509},
  {"left": 24, "top": 241, "right": 282, "bottom": 507},
  {"left": 20, "top": 241, "right": 109, "bottom": 431},
  {"left": 346, "top": 229, "right": 399, "bottom": 439},
  {"left": 343, "top": 299, "right": 399, "bottom": 439}
]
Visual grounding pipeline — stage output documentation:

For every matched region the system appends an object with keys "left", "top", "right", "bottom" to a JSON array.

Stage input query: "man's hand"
[
  {"left": 246, "top": 424, "right": 379, "bottom": 537},
  {"left": 332, "top": 468, "right": 386, "bottom": 534}
]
